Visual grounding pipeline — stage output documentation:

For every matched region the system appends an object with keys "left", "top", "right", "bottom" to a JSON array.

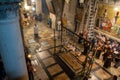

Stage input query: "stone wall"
[{"left": 62, "top": 0, "right": 77, "bottom": 31}]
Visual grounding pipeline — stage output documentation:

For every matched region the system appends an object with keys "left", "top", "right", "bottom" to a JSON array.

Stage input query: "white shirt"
[{"left": 34, "top": 25, "right": 38, "bottom": 34}]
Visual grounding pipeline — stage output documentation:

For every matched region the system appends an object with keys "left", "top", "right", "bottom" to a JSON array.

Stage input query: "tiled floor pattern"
[
  {"left": 89, "top": 73, "right": 99, "bottom": 80},
  {"left": 43, "top": 57, "right": 56, "bottom": 67},
  {"left": 35, "top": 50, "right": 70, "bottom": 80},
  {"left": 47, "top": 64, "right": 63, "bottom": 76},
  {"left": 31, "top": 55, "right": 49, "bottom": 80},
  {"left": 95, "top": 69, "right": 111, "bottom": 80},
  {"left": 24, "top": 21, "right": 120, "bottom": 80},
  {"left": 91, "top": 63, "right": 99, "bottom": 70},
  {"left": 53, "top": 73, "right": 70, "bottom": 80}
]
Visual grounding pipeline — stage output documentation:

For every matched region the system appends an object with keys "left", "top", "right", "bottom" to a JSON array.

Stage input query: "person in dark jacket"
[
  {"left": 83, "top": 41, "right": 90, "bottom": 55},
  {"left": 103, "top": 54, "right": 112, "bottom": 68},
  {"left": 78, "top": 31, "right": 83, "bottom": 44}
]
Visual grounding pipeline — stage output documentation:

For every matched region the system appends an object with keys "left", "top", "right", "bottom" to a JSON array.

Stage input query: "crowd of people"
[{"left": 78, "top": 31, "right": 120, "bottom": 69}]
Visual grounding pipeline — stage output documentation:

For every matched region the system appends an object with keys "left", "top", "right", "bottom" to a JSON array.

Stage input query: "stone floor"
[{"left": 23, "top": 20, "right": 120, "bottom": 80}]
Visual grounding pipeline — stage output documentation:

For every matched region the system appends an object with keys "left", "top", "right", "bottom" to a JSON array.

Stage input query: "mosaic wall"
[
  {"left": 98, "top": 3, "right": 120, "bottom": 25},
  {"left": 96, "top": 3, "right": 120, "bottom": 35}
]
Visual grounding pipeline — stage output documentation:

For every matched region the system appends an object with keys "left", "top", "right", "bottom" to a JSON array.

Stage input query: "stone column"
[
  {"left": 105, "top": 0, "right": 109, "bottom": 3},
  {"left": 0, "top": 1, "right": 29, "bottom": 80},
  {"left": 63, "top": 0, "right": 77, "bottom": 31},
  {"left": 36, "top": 0, "right": 42, "bottom": 15}
]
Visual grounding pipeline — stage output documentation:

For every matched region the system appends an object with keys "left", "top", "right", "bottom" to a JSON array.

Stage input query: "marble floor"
[
  {"left": 34, "top": 49, "right": 70, "bottom": 80},
  {"left": 24, "top": 20, "right": 120, "bottom": 80}
]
